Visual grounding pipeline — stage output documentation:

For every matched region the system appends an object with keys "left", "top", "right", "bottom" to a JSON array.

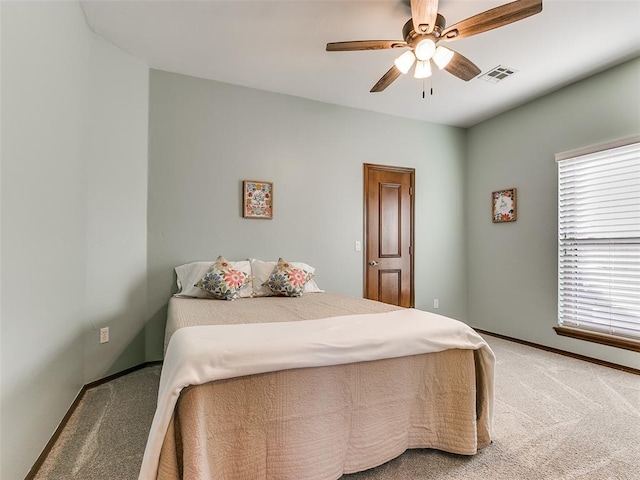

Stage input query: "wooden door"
[{"left": 364, "top": 164, "right": 415, "bottom": 307}]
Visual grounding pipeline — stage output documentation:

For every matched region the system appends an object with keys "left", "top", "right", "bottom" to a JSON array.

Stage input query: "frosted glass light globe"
[
  {"left": 433, "top": 46, "right": 455, "bottom": 69},
  {"left": 414, "top": 38, "right": 436, "bottom": 61},
  {"left": 394, "top": 50, "right": 416, "bottom": 74},
  {"left": 414, "top": 60, "right": 432, "bottom": 79}
]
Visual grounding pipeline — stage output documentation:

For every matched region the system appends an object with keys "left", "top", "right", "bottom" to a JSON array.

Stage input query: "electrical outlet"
[
  {"left": 433, "top": 299, "right": 439, "bottom": 309},
  {"left": 99, "top": 327, "right": 109, "bottom": 344}
]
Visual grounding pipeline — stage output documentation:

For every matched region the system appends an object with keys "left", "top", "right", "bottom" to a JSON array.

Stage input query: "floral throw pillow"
[
  {"left": 264, "top": 258, "right": 313, "bottom": 297},
  {"left": 196, "top": 255, "right": 251, "bottom": 301}
]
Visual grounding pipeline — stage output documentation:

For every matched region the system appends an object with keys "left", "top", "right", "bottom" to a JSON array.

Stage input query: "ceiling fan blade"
[
  {"left": 441, "top": 0, "right": 542, "bottom": 41},
  {"left": 326, "top": 40, "right": 407, "bottom": 52},
  {"left": 444, "top": 51, "right": 481, "bottom": 81},
  {"left": 370, "top": 65, "right": 403, "bottom": 93},
  {"left": 411, "top": 0, "right": 439, "bottom": 34}
]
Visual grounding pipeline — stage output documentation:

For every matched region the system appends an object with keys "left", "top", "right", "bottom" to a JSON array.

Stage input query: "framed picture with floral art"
[
  {"left": 243, "top": 180, "right": 273, "bottom": 219},
  {"left": 492, "top": 188, "right": 517, "bottom": 223}
]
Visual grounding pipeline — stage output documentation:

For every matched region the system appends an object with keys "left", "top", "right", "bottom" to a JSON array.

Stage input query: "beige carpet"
[{"left": 34, "top": 335, "right": 640, "bottom": 479}]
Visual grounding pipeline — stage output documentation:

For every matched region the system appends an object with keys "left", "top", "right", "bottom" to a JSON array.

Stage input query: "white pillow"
[
  {"left": 249, "top": 259, "right": 324, "bottom": 297},
  {"left": 175, "top": 260, "right": 252, "bottom": 298}
]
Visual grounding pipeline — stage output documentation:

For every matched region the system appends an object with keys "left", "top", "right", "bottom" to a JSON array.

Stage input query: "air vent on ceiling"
[{"left": 479, "top": 66, "right": 517, "bottom": 83}]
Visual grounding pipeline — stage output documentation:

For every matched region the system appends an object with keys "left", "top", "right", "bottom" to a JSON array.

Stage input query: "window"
[{"left": 555, "top": 136, "right": 640, "bottom": 352}]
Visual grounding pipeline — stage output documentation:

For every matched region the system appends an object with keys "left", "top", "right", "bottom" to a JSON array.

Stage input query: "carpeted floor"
[{"left": 34, "top": 335, "right": 640, "bottom": 479}]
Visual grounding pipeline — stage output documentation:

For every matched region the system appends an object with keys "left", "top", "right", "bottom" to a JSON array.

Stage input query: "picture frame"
[
  {"left": 492, "top": 188, "right": 517, "bottom": 223},
  {"left": 243, "top": 180, "right": 273, "bottom": 219}
]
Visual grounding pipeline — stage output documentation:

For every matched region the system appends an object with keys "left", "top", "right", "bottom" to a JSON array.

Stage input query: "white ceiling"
[{"left": 81, "top": 0, "right": 640, "bottom": 128}]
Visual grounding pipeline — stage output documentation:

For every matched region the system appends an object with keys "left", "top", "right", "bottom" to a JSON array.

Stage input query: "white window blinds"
[{"left": 557, "top": 139, "right": 640, "bottom": 340}]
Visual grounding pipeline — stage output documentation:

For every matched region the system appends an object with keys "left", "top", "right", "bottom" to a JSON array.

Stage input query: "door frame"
[{"left": 363, "top": 163, "right": 415, "bottom": 307}]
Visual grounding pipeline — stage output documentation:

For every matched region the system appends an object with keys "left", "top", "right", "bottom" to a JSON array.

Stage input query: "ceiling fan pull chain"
[{"left": 422, "top": 79, "right": 425, "bottom": 99}]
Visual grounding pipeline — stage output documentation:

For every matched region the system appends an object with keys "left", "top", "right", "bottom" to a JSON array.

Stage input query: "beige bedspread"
[
  {"left": 164, "top": 293, "right": 402, "bottom": 354},
  {"left": 149, "top": 293, "right": 494, "bottom": 480}
]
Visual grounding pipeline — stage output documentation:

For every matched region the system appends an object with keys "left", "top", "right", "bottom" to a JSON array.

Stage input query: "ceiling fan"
[{"left": 326, "top": 0, "right": 542, "bottom": 92}]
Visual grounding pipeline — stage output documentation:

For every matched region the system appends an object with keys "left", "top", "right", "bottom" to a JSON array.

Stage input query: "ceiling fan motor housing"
[{"left": 403, "top": 14, "right": 446, "bottom": 46}]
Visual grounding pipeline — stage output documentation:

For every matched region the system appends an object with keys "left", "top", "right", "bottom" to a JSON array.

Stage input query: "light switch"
[{"left": 355, "top": 241, "right": 362, "bottom": 252}]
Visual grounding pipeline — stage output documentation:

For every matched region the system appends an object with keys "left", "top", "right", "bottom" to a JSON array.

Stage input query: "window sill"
[{"left": 554, "top": 326, "right": 640, "bottom": 353}]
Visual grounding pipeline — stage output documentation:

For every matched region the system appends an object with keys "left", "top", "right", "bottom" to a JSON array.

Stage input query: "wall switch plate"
[
  {"left": 433, "top": 299, "right": 439, "bottom": 309},
  {"left": 100, "top": 327, "right": 109, "bottom": 344},
  {"left": 355, "top": 240, "right": 362, "bottom": 252}
]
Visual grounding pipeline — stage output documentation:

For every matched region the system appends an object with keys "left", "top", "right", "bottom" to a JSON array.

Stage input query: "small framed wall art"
[
  {"left": 492, "top": 188, "right": 517, "bottom": 223},
  {"left": 243, "top": 180, "right": 273, "bottom": 219}
]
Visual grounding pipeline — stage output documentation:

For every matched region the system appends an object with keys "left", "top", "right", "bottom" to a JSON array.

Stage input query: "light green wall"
[
  {"left": 146, "top": 70, "right": 469, "bottom": 360},
  {"left": 0, "top": 2, "right": 148, "bottom": 478},
  {"left": 82, "top": 28, "right": 149, "bottom": 383},
  {"left": 466, "top": 57, "right": 640, "bottom": 370}
]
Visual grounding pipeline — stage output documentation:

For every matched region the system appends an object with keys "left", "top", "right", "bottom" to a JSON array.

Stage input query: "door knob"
[{"left": 369, "top": 260, "right": 380, "bottom": 266}]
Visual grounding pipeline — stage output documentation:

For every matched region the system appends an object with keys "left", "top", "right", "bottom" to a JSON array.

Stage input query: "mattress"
[{"left": 142, "top": 293, "right": 494, "bottom": 480}]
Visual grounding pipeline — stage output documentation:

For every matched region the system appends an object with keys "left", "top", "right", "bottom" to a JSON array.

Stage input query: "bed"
[{"left": 139, "top": 291, "right": 495, "bottom": 480}]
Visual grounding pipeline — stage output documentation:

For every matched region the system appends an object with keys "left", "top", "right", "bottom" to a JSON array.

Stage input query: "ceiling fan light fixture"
[
  {"left": 394, "top": 50, "right": 416, "bottom": 74},
  {"left": 414, "top": 60, "right": 432, "bottom": 79},
  {"left": 414, "top": 38, "right": 436, "bottom": 61},
  {"left": 433, "top": 46, "right": 454, "bottom": 69}
]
